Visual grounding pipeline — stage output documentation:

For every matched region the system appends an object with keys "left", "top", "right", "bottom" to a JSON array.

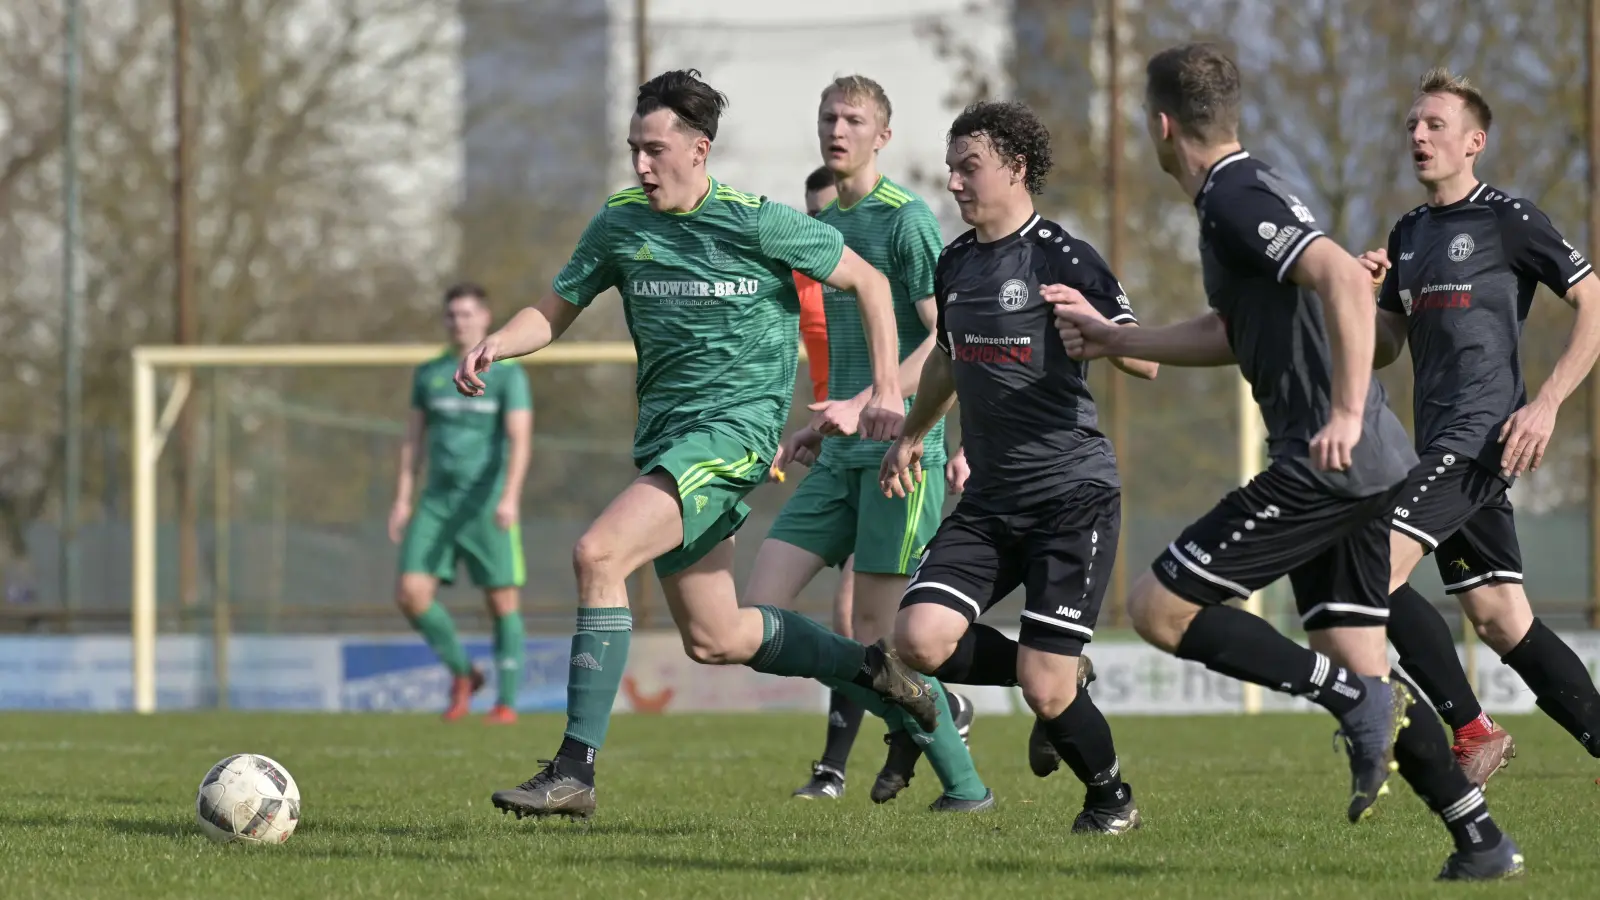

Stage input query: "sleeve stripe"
[
  {"left": 1275, "top": 230, "right": 1324, "bottom": 283},
  {"left": 1110, "top": 313, "right": 1137, "bottom": 324},
  {"left": 1568, "top": 263, "right": 1593, "bottom": 285}
]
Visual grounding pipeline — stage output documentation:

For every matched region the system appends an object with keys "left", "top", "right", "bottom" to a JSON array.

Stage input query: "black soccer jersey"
[
  {"left": 934, "top": 212, "right": 1136, "bottom": 510},
  {"left": 1196, "top": 150, "right": 1415, "bottom": 498},
  {"left": 1377, "top": 182, "right": 1592, "bottom": 470}
]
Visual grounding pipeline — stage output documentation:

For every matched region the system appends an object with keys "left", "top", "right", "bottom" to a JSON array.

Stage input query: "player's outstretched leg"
[
  {"left": 1388, "top": 584, "right": 1514, "bottom": 785},
  {"left": 1385, "top": 673, "right": 1525, "bottom": 881},
  {"left": 1019, "top": 647, "right": 1138, "bottom": 834},
  {"left": 398, "top": 574, "right": 483, "bottom": 722}
]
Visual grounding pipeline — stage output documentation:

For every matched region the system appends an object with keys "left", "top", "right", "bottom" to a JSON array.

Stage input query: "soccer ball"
[{"left": 194, "top": 753, "right": 301, "bottom": 844}]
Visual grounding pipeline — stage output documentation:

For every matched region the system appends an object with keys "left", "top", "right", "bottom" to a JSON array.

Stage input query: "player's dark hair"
[
  {"left": 947, "top": 101, "right": 1053, "bottom": 195},
  {"left": 1145, "top": 42, "right": 1242, "bottom": 144},
  {"left": 804, "top": 166, "right": 834, "bottom": 194},
  {"left": 1417, "top": 67, "right": 1493, "bottom": 131},
  {"left": 636, "top": 69, "right": 728, "bottom": 141},
  {"left": 443, "top": 282, "right": 487, "bottom": 307}
]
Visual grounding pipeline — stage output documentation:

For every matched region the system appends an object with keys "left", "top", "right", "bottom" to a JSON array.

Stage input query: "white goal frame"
[{"left": 127, "top": 343, "right": 1286, "bottom": 714}]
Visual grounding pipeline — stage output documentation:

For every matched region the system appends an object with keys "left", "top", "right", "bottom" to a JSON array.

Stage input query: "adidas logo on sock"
[
  {"left": 571, "top": 652, "right": 602, "bottom": 671},
  {"left": 829, "top": 711, "right": 847, "bottom": 728},
  {"left": 912, "top": 733, "right": 935, "bottom": 747}
]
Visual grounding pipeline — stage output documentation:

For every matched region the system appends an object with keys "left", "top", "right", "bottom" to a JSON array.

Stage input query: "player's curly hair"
[
  {"left": 946, "top": 101, "right": 1053, "bottom": 195},
  {"left": 636, "top": 69, "right": 729, "bottom": 141}
]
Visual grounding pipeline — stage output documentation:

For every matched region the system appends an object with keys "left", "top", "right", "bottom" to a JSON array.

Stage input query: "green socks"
[
  {"left": 748, "top": 606, "right": 867, "bottom": 682},
  {"left": 411, "top": 602, "right": 470, "bottom": 677},
  {"left": 493, "top": 611, "right": 524, "bottom": 708},
  {"left": 749, "top": 606, "right": 987, "bottom": 802},
  {"left": 563, "top": 607, "right": 632, "bottom": 751}
]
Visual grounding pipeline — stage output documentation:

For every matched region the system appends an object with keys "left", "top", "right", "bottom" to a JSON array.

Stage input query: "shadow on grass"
[
  {"left": 546, "top": 850, "right": 1165, "bottom": 879},
  {"left": 104, "top": 817, "right": 195, "bottom": 839}
]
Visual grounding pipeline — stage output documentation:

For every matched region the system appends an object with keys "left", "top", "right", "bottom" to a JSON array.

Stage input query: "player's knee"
[
  {"left": 1019, "top": 673, "right": 1076, "bottom": 720},
  {"left": 678, "top": 619, "right": 747, "bottom": 666},
  {"left": 892, "top": 606, "right": 963, "bottom": 675},
  {"left": 1127, "top": 573, "right": 1189, "bottom": 653},
  {"left": 571, "top": 532, "right": 621, "bottom": 584},
  {"left": 395, "top": 576, "right": 432, "bottom": 616}
]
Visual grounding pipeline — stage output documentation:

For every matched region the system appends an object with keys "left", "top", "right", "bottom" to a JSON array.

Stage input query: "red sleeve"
[{"left": 795, "top": 273, "right": 829, "bottom": 403}]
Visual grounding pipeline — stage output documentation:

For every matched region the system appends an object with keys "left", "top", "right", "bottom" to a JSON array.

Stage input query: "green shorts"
[
  {"left": 399, "top": 494, "right": 525, "bottom": 588},
  {"left": 768, "top": 459, "right": 945, "bottom": 575},
  {"left": 642, "top": 431, "right": 768, "bottom": 578}
]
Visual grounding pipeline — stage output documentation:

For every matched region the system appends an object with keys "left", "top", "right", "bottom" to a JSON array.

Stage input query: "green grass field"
[{"left": 0, "top": 712, "right": 1593, "bottom": 899}]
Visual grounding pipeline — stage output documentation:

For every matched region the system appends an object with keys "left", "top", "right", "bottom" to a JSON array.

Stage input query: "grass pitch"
[{"left": 0, "top": 711, "right": 1593, "bottom": 899}]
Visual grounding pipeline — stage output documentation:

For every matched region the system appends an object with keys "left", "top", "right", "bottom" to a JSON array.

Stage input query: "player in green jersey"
[
  {"left": 389, "top": 283, "right": 533, "bottom": 724},
  {"left": 760, "top": 76, "right": 988, "bottom": 810},
  {"left": 456, "top": 69, "right": 956, "bottom": 821}
]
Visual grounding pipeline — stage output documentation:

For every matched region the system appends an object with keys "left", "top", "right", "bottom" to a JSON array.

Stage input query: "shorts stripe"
[
  {"left": 896, "top": 477, "right": 927, "bottom": 574},
  {"left": 1442, "top": 570, "right": 1524, "bottom": 592},
  {"left": 678, "top": 452, "right": 759, "bottom": 496},
  {"left": 1167, "top": 542, "right": 1250, "bottom": 598},
  {"left": 1019, "top": 609, "right": 1094, "bottom": 638},
  {"left": 1391, "top": 519, "right": 1439, "bottom": 549},
  {"left": 1298, "top": 601, "right": 1390, "bottom": 624},
  {"left": 904, "top": 581, "right": 982, "bottom": 618}
]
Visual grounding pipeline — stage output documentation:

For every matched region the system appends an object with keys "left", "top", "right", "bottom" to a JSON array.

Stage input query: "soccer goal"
[{"left": 127, "top": 342, "right": 645, "bottom": 713}]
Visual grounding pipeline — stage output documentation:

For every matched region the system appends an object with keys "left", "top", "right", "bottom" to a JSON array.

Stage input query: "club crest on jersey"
[
  {"left": 1448, "top": 233, "right": 1475, "bottom": 262},
  {"left": 705, "top": 238, "right": 732, "bottom": 267},
  {"left": 998, "top": 279, "right": 1029, "bottom": 311}
]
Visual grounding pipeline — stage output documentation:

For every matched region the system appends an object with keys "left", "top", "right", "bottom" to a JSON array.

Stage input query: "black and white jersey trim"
[
  {"left": 1201, "top": 150, "right": 1252, "bottom": 194},
  {"left": 1018, "top": 609, "right": 1094, "bottom": 638},
  {"left": 1275, "top": 227, "right": 1326, "bottom": 284},
  {"left": 1297, "top": 601, "right": 1390, "bottom": 625},
  {"left": 904, "top": 580, "right": 982, "bottom": 618},
  {"left": 1166, "top": 541, "right": 1250, "bottom": 598},
  {"left": 1442, "top": 569, "right": 1524, "bottom": 592}
]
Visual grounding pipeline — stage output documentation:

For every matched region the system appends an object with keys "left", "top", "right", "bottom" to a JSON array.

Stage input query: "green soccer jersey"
[
  {"left": 814, "top": 175, "right": 946, "bottom": 468},
  {"left": 411, "top": 353, "right": 532, "bottom": 496},
  {"left": 553, "top": 177, "right": 846, "bottom": 466}
]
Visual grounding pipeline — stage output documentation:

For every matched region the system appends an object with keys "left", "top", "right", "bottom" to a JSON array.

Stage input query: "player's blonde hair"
[
  {"left": 1417, "top": 67, "right": 1493, "bottom": 131},
  {"left": 821, "top": 75, "right": 892, "bottom": 126}
]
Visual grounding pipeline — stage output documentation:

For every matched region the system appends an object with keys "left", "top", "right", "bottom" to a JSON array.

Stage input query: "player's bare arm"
[
  {"left": 388, "top": 408, "right": 425, "bottom": 543},
  {"left": 879, "top": 350, "right": 956, "bottom": 499},
  {"left": 1287, "top": 237, "right": 1377, "bottom": 471},
  {"left": 456, "top": 293, "right": 583, "bottom": 396},
  {"left": 1057, "top": 304, "right": 1234, "bottom": 367},
  {"left": 1040, "top": 284, "right": 1157, "bottom": 379},
  {"left": 818, "top": 246, "right": 904, "bottom": 441},
  {"left": 769, "top": 424, "right": 824, "bottom": 481},
  {"left": 1361, "top": 247, "right": 1410, "bottom": 368},
  {"left": 498, "top": 407, "right": 533, "bottom": 529},
  {"left": 1500, "top": 272, "right": 1600, "bottom": 476}
]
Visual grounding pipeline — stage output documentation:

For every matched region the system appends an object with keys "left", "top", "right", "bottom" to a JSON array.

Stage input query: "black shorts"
[
  {"left": 900, "top": 483, "right": 1120, "bottom": 656},
  {"left": 1152, "top": 461, "right": 1396, "bottom": 630},
  {"left": 1389, "top": 450, "right": 1524, "bottom": 594}
]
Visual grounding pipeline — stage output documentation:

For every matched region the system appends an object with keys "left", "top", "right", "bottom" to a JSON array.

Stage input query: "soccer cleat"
[
  {"left": 1452, "top": 727, "right": 1516, "bottom": 789},
  {"left": 1334, "top": 675, "right": 1411, "bottom": 824},
  {"left": 862, "top": 639, "right": 940, "bottom": 732},
  {"left": 1025, "top": 655, "right": 1098, "bottom": 777},
  {"left": 442, "top": 666, "right": 486, "bottom": 722},
  {"left": 1073, "top": 799, "right": 1142, "bottom": 835},
  {"left": 491, "top": 758, "right": 596, "bottom": 820},
  {"left": 1436, "top": 837, "right": 1526, "bottom": 881},
  {"left": 793, "top": 762, "right": 846, "bottom": 800},
  {"left": 929, "top": 789, "right": 995, "bottom": 812},
  {"left": 951, "top": 692, "right": 975, "bottom": 747},
  {"left": 870, "top": 731, "right": 922, "bottom": 804},
  {"left": 484, "top": 704, "right": 517, "bottom": 725}
]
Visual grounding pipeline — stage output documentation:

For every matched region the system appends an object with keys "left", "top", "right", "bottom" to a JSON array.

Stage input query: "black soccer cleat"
[
  {"left": 871, "top": 730, "right": 923, "bottom": 804},
  {"left": 1436, "top": 837, "right": 1526, "bottom": 881},
  {"left": 793, "top": 762, "right": 846, "bottom": 800},
  {"left": 1072, "top": 797, "right": 1142, "bottom": 835},
  {"left": 1334, "top": 675, "right": 1410, "bottom": 824},
  {"left": 1025, "top": 654, "right": 1098, "bottom": 777},
  {"left": 929, "top": 788, "right": 995, "bottom": 812},
  {"left": 490, "top": 758, "right": 597, "bottom": 820},
  {"left": 862, "top": 639, "right": 941, "bottom": 732},
  {"left": 951, "top": 692, "right": 975, "bottom": 747}
]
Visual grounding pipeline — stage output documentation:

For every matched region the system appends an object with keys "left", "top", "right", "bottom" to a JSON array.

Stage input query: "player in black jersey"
[
  {"left": 1055, "top": 44, "right": 1521, "bottom": 881},
  {"left": 1357, "top": 68, "right": 1600, "bottom": 787},
  {"left": 879, "top": 100, "right": 1156, "bottom": 834}
]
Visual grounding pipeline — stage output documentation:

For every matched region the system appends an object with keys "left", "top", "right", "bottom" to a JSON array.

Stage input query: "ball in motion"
[{"left": 194, "top": 753, "right": 301, "bottom": 844}]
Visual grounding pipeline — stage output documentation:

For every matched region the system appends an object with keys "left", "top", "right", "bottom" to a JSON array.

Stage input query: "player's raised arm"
[
  {"left": 1056, "top": 305, "right": 1234, "bottom": 366},
  {"left": 458, "top": 207, "right": 618, "bottom": 396}
]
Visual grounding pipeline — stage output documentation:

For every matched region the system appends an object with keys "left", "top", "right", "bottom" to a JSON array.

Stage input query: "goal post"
[{"left": 129, "top": 342, "right": 643, "bottom": 713}]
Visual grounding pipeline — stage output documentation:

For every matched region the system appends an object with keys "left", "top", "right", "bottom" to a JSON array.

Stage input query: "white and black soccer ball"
[{"left": 195, "top": 753, "right": 301, "bottom": 845}]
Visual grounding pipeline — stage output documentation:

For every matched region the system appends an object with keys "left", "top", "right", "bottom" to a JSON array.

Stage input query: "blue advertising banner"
[{"left": 339, "top": 637, "right": 571, "bottom": 712}]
